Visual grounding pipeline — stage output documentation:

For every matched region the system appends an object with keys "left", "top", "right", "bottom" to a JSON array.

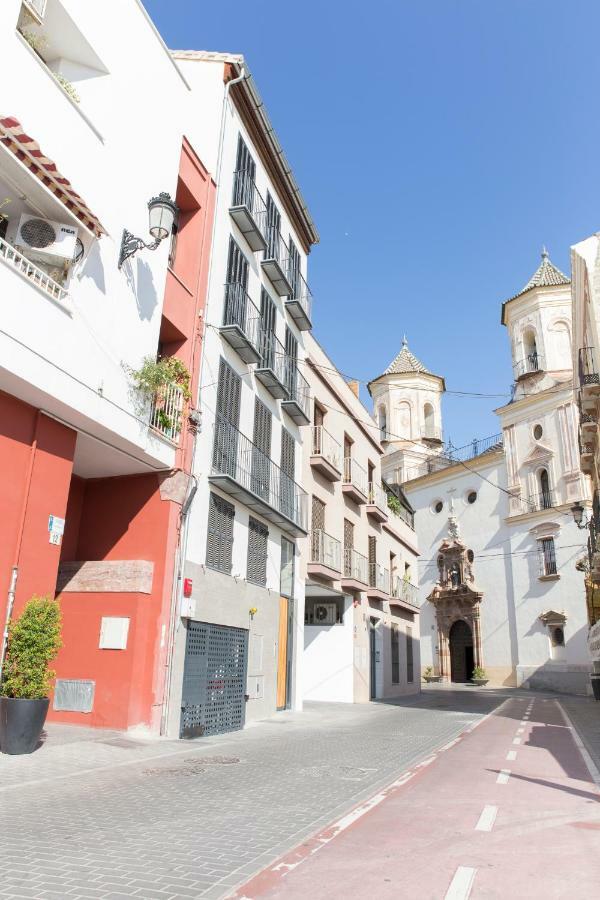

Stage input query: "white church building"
[{"left": 370, "top": 251, "right": 591, "bottom": 694}]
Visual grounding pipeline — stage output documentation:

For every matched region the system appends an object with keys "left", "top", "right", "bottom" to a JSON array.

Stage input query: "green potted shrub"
[
  {"left": 423, "top": 665, "right": 442, "bottom": 684},
  {"left": 471, "top": 666, "right": 489, "bottom": 687},
  {"left": 0, "top": 596, "right": 62, "bottom": 754}
]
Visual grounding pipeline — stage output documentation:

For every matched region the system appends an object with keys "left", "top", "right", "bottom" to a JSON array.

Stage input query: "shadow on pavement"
[{"left": 486, "top": 768, "right": 600, "bottom": 801}]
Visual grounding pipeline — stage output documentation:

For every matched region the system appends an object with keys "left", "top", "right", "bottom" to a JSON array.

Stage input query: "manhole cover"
[{"left": 143, "top": 756, "right": 240, "bottom": 777}]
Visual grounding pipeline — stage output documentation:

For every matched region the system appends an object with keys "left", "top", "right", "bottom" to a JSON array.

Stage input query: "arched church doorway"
[{"left": 449, "top": 620, "right": 474, "bottom": 682}]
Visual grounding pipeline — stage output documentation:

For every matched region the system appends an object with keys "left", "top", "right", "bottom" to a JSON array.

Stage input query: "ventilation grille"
[{"left": 53, "top": 679, "right": 95, "bottom": 713}]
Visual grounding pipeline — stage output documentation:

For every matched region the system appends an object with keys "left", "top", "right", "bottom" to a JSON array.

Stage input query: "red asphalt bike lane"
[{"left": 230, "top": 697, "right": 600, "bottom": 899}]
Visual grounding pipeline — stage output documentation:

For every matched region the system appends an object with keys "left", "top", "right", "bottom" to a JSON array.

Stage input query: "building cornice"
[{"left": 403, "top": 449, "right": 504, "bottom": 490}]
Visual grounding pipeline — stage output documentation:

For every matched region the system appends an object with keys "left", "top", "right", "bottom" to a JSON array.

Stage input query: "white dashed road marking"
[
  {"left": 497, "top": 769, "right": 511, "bottom": 785},
  {"left": 475, "top": 805, "right": 498, "bottom": 832},
  {"left": 445, "top": 866, "right": 477, "bottom": 900},
  {"left": 506, "top": 750, "right": 517, "bottom": 761}
]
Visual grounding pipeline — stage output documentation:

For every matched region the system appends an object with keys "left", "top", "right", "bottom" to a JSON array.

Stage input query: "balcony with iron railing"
[
  {"left": 527, "top": 489, "right": 557, "bottom": 513},
  {"left": 281, "top": 361, "right": 310, "bottom": 425},
  {"left": 310, "top": 425, "right": 342, "bottom": 481},
  {"left": 342, "top": 457, "right": 368, "bottom": 504},
  {"left": 286, "top": 271, "right": 313, "bottom": 332},
  {"left": 0, "top": 235, "right": 69, "bottom": 306},
  {"left": 514, "top": 352, "right": 543, "bottom": 381},
  {"left": 390, "top": 577, "right": 420, "bottom": 610},
  {"left": 366, "top": 482, "right": 388, "bottom": 523},
  {"left": 255, "top": 329, "right": 289, "bottom": 400},
  {"left": 220, "top": 282, "right": 262, "bottom": 364},
  {"left": 229, "top": 170, "right": 268, "bottom": 252},
  {"left": 309, "top": 529, "right": 341, "bottom": 580},
  {"left": 341, "top": 547, "right": 369, "bottom": 590},
  {"left": 579, "top": 347, "right": 600, "bottom": 417},
  {"left": 579, "top": 429, "right": 595, "bottom": 476},
  {"left": 210, "top": 416, "right": 308, "bottom": 537},
  {"left": 149, "top": 381, "right": 186, "bottom": 443},
  {"left": 261, "top": 228, "right": 293, "bottom": 296},
  {"left": 367, "top": 562, "right": 390, "bottom": 600}
]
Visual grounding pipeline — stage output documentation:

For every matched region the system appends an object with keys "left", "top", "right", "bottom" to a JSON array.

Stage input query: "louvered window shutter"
[
  {"left": 224, "top": 239, "right": 248, "bottom": 330},
  {"left": 259, "top": 288, "right": 276, "bottom": 368},
  {"left": 206, "top": 492, "right": 235, "bottom": 573},
  {"left": 406, "top": 627, "right": 414, "bottom": 683},
  {"left": 288, "top": 238, "right": 301, "bottom": 298},
  {"left": 265, "top": 193, "right": 281, "bottom": 260},
  {"left": 247, "top": 517, "right": 268, "bottom": 586},
  {"left": 284, "top": 327, "right": 298, "bottom": 397},
  {"left": 214, "top": 358, "right": 241, "bottom": 477},
  {"left": 251, "top": 399, "right": 272, "bottom": 501},
  {"left": 279, "top": 429, "right": 296, "bottom": 521},
  {"left": 233, "top": 136, "right": 256, "bottom": 208}
]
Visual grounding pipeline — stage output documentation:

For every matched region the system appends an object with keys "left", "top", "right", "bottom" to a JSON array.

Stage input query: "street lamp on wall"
[
  {"left": 570, "top": 500, "right": 588, "bottom": 530},
  {"left": 118, "top": 192, "right": 178, "bottom": 269}
]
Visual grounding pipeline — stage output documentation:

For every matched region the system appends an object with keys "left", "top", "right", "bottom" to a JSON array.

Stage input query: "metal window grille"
[
  {"left": 406, "top": 626, "right": 414, "bottom": 683},
  {"left": 368, "top": 535, "right": 377, "bottom": 566},
  {"left": 343, "top": 519, "right": 354, "bottom": 550},
  {"left": 280, "top": 428, "right": 296, "bottom": 521},
  {"left": 391, "top": 625, "right": 400, "bottom": 685},
  {"left": 251, "top": 398, "right": 272, "bottom": 500},
  {"left": 206, "top": 492, "right": 235, "bottom": 573},
  {"left": 539, "top": 537, "right": 557, "bottom": 576},
  {"left": 312, "top": 495, "right": 326, "bottom": 532},
  {"left": 247, "top": 517, "right": 268, "bottom": 586}
]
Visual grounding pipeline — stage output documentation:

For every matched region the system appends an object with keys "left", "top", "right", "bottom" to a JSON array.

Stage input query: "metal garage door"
[{"left": 180, "top": 621, "right": 249, "bottom": 738}]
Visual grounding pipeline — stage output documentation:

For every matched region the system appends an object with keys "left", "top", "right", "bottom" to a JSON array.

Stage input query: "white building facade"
[{"left": 381, "top": 253, "right": 591, "bottom": 694}]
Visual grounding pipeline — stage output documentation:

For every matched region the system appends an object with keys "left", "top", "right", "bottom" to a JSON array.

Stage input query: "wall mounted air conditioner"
[
  {"left": 313, "top": 602, "right": 337, "bottom": 625},
  {"left": 15, "top": 214, "right": 79, "bottom": 262}
]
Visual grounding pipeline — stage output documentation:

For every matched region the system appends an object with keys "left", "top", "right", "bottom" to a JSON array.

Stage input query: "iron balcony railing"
[
  {"left": 149, "top": 381, "right": 185, "bottom": 443},
  {"left": 527, "top": 489, "right": 556, "bottom": 512},
  {"left": 283, "top": 360, "right": 310, "bottom": 419},
  {"left": 212, "top": 416, "right": 308, "bottom": 531},
  {"left": 231, "top": 170, "right": 267, "bottom": 235},
  {"left": 579, "top": 347, "right": 600, "bottom": 388},
  {"left": 343, "top": 457, "right": 368, "bottom": 497},
  {"left": 222, "top": 282, "right": 261, "bottom": 351},
  {"left": 264, "top": 226, "right": 291, "bottom": 276},
  {"left": 444, "top": 433, "right": 503, "bottom": 464},
  {"left": 369, "top": 563, "right": 390, "bottom": 595},
  {"left": 514, "top": 352, "right": 543, "bottom": 380},
  {"left": 310, "top": 529, "right": 341, "bottom": 572},
  {"left": 391, "top": 577, "right": 420, "bottom": 608},
  {"left": 343, "top": 547, "right": 369, "bottom": 585},
  {"left": 0, "top": 235, "right": 68, "bottom": 303},
  {"left": 258, "top": 328, "right": 288, "bottom": 386},
  {"left": 387, "top": 497, "right": 415, "bottom": 530},
  {"left": 289, "top": 271, "right": 313, "bottom": 321},
  {"left": 368, "top": 481, "right": 388, "bottom": 514},
  {"left": 312, "top": 425, "right": 341, "bottom": 471}
]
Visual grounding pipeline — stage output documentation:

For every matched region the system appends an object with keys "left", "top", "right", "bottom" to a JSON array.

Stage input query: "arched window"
[
  {"left": 539, "top": 468, "right": 552, "bottom": 509},
  {"left": 523, "top": 329, "right": 539, "bottom": 373},
  {"left": 397, "top": 401, "right": 412, "bottom": 439},
  {"left": 378, "top": 405, "right": 388, "bottom": 442},
  {"left": 553, "top": 320, "right": 571, "bottom": 367},
  {"left": 424, "top": 402, "right": 435, "bottom": 439}
]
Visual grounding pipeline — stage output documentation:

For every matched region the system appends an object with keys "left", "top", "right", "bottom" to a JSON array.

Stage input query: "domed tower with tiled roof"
[{"left": 368, "top": 336, "right": 446, "bottom": 486}]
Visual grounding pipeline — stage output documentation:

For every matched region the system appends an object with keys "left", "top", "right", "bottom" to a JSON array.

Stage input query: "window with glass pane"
[
  {"left": 280, "top": 538, "right": 294, "bottom": 598},
  {"left": 539, "top": 537, "right": 557, "bottom": 576}
]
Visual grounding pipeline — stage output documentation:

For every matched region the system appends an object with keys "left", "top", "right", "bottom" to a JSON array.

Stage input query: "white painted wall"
[{"left": 303, "top": 599, "right": 354, "bottom": 702}]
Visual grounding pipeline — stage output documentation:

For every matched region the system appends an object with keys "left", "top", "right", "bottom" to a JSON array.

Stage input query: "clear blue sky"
[{"left": 146, "top": 0, "right": 600, "bottom": 449}]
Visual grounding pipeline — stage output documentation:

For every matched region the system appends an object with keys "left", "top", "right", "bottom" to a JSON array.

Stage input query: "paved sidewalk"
[
  {"left": 233, "top": 694, "right": 600, "bottom": 899},
  {"left": 0, "top": 688, "right": 505, "bottom": 900},
  {"left": 559, "top": 695, "right": 600, "bottom": 779}
]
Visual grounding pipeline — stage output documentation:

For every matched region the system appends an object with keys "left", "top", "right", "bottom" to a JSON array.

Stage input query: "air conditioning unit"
[
  {"left": 313, "top": 602, "right": 337, "bottom": 625},
  {"left": 15, "top": 214, "right": 79, "bottom": 263}
]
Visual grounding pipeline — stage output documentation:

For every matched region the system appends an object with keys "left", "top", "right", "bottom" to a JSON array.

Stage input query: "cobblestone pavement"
[{"left": 0, "top": 688, "right": 508, "bottom": 900}]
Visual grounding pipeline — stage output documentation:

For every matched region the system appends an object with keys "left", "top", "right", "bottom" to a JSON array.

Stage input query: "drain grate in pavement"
[{"left": 143, "top": 756, "right": 240, "bottom": 777}]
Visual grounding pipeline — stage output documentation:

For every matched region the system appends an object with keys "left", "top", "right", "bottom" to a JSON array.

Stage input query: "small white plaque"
[{"left": 99, "top": 617, "right": 130, "bottom": 650}]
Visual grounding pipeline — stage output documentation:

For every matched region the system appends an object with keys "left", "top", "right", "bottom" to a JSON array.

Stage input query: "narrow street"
[{"left": 0, "top": 688, "right": 599, "bottom": 899}]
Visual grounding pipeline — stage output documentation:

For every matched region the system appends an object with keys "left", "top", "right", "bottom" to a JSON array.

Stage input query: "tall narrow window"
[
  {"left": 213, "top": 358, "right": 241, "bottom": 477},
  {"left": 311, "top": 496, "right": 326, "bottom": 563},
  {"left": 224, "top": 238, "right": 249, "bottom": 331},
  {"left": 368, "top": 535, "right": 377, "bottom": 587},
  {"left": 539, "top": 537, "right": 557, "bottom": 577},
  {"left": 265, "top": 193, "right": 281, "bottom": 260},
  {"left": 343, "top": 519, "right": 354, "bottom": 549},
  {"left": 280, "top": 428, "right": 296, "bottom": 520},
  {"left": 406, "top": 627, "right": 414, "bottom": 683},
  {"left": 247, "top": 517, "right": 268, "bottom": 586},
  {"left": 206, "top": 492, "right": 235, "bottom": 573},
  {"left": 540, "top": 469, "right": 552, "bottom": 509},
  {"left": 251, "top": 399, "right": 272, "bottom": 501},
  {"left": 424, "top": 402, "right": 435, "bottom": 439},
  {"left": 232, "top": 136, "right": 256, "bottom": 208},
  {"left": 284, "top": 327, "right": 298, "bottom": 399},
  {"left": 378, "top": 406, "right": 387, "bottom": 442},
  {"left": 314, "top": 403, "right": 324, "bottom": 428},
  {"left": 391, "top": 625, "right": 400, "bottom": 685},
  {"left": 280, "top": 537, "right": 294, "bottom": 598},
  {"left": 288, "top": 237, "right": 301, "bottom": 298},
  {"left": 259, "top": 288, "right": 276, "bottom": 370}
]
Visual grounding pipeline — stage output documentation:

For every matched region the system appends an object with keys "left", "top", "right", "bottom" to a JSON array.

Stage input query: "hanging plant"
[
  {"left": 128, "top": 356, "right": 191, "bottom": 437},
  {"left": 387, "top": 493, "right": 401, "bottom": 514}
]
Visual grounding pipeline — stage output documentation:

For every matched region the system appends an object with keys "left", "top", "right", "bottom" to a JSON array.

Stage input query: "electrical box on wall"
[
  {"left": 99, "top": 617, "right": 130, "bottom": 650},
  {"left": 246, "top": 675, "right": 264, "bottom": 700}
]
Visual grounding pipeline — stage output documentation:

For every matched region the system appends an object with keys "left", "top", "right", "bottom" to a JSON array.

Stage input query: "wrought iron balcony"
[
  {"left": 579, "top": 430, "right": 595, "bottom": 475},
  {"left": 149, "top": 381, "right": 185, "bottom": 443},
  {"left": 342, "top": 547, "right": 369, "bottom": 589},
  {"left": 210, "top": 416, "right": 308, "bottom": 536},
  {"left": 342, "top": 457, "right": 368, "bottom": 504},
  {"left": 0, "top": 235, "right": 68, "bottom": 304},
  {"left": 261, "top": 228, "right": 293, "bottom": 296},
  {"left": 390, "top": 577, "right": 420, "bottom": 609},
  {"left": 514, "top": 352, "right": 543, "bottom": 380},
  {"left": 368, "top": 562, "right": 390, "bottom": 599},
  {"left": 579, "top": 346, "right": 600, "bottom": 388},
  {"left": 220, "top": 282, "right": 261, "bottom": 364},
  {"left": 310, "top": 426, "right": 342, "bottom": 481},
  {"left": 281, "top": 361, "right": 310, "bottom": 424},
  {"left": 255, "top": 330, "right": 288, "bottom": 399},
  {"left": 285, "top": 272, "right": 312, "bottom": 331},
  {"left": 229, "top": 171, "right": 268, "bottom": 252},
  {"left": 309, "top": 529, "right": 341, "bottom": 579},
  {"left": 527, "top": 489, "right": 556, "bottom": 512},
  {"left": 366, "top": 482, "right": 388, "bottom": 523},
  {"left": 387, "top": 498, "right": 415, "bottom": 530}
]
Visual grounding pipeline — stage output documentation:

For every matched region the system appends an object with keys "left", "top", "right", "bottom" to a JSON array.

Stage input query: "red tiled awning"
[{"left": 0, "top": 115, "right": 106, "bottom": 237}]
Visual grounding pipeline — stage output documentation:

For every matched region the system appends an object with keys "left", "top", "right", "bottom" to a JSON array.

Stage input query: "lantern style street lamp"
[
  {"left": 570, "top": 500, "right": 588, "bottom": 529},
  {"left": 118, "top": 192, "right": 178, "bottom": 269}
]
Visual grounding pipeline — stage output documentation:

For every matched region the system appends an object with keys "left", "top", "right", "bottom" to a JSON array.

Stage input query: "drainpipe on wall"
[{"left": 159, "top": 66, "right": 247, "bottom": 737}]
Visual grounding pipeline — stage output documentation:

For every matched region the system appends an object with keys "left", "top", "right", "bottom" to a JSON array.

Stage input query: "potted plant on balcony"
[
  {"left": 423, "top": 666, "right": 442, "bottom": 684},
  {"left": 471, "top": 666, "right": 489, "bottom": 687},
  {"left": 128, "top": 355, "right": 191, "bottom": 436},
  {"left": 0, "top": 596, "right": 62, "bottom": 754}
]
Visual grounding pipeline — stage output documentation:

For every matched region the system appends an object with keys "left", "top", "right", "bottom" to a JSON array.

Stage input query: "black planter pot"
[
  {"left": 0, "top": 696, "right": 50, "bottom": 754},
  {"left": 591, "top": 674, "right": 600, "bottom": 702}
]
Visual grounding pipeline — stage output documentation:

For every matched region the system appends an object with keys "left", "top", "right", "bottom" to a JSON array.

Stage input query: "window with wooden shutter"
[
  {"left": 213, "top": 358, "right": 241, "bottom": 478},
  {"left": 280, "top": 428, "right": 296, "bottom": 520},
  {"left": 206, "top": 492, "right": 235, "bottom": 573},
  {"left": 224, "top": 238, "right": 249, "bottom": 330},
  {"left": 247, "top": 517, "right": 268, "bottom": 586},
  {"left": 284, "top": 327, "right": 298, "bottom": 397},
  {"left": 406, "top": 626, "right": 414, "bottom": 683},
  {"left": 391, "top": 625, "right": 400, "bottom": 685},
  {"left": 251, "top": 399, "right": 272, "bottom": 501},
  {"left": 259, "top": 288, "right": 276, "bottom": 369},
  {"left": 265, "top": 193, "right": 281, "bottom": 260},
  {"left": 233, "top": 136, "right": 256, "bottom": 208},
  {"left": 288, "top": 237, "right": 301, "bottom": 298}
]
